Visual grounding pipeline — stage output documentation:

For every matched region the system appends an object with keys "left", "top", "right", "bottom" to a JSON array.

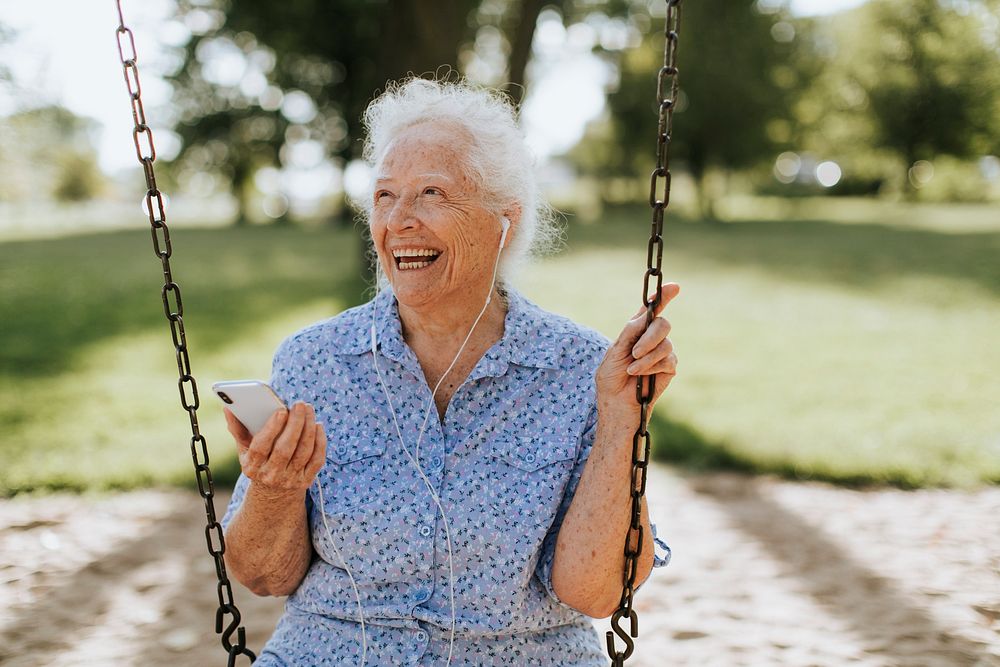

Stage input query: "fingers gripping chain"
[
  {"left": 606, "top": 1, "right": 683, "bottom": 665},
  {"left": 114, "top": 1, "right": 255, "bottom": 663}
]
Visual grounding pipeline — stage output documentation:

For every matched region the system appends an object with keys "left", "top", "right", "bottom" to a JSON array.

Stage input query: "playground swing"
[{"left": 111, "top": 1, "right": 683, "bottom": 665}]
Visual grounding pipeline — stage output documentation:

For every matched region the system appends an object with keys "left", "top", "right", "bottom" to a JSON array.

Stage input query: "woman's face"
[{"left": 370, "top": 121, "right": 506, "bottom": 312}]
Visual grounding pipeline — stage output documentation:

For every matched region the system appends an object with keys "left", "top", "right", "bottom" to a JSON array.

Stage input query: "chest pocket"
[
  {"left": 485, "top": 434, "right": 577, "bottom": 528},
  {"left": 312, "top": 415, "right": 388, "bottom": 514}
]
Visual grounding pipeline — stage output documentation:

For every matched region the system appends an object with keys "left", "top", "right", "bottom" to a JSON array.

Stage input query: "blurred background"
[
  {"left": 1, "top": 0, "right": 999, "bottom": 665},
  {"left": 2, "top": 0, "right": 998, "bottom": 492}
]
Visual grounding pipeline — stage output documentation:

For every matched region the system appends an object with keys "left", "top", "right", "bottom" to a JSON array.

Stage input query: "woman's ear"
[
  {"left": 501, "top": 203, "right": 522, "bottom": 247},
  {"left": 503, "top": 203, "right": 523, "bottom": 227}
]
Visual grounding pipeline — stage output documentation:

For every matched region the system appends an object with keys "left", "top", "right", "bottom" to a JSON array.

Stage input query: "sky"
[{"left": 0, "top": 0, "right": 869, "bottom": 176}]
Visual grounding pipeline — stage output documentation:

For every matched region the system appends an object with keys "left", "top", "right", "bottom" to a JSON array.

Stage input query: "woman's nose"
[{"left": 385, "top": 195, "right": 419, "bottom": 233}]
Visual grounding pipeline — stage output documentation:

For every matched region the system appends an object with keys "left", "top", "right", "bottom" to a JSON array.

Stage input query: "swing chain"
[
  {"left": 606, "top": 1, "right": 682, "bottom": 665},
  {"left": 113, "top": 2, "right": 255, "bottom": 664}
]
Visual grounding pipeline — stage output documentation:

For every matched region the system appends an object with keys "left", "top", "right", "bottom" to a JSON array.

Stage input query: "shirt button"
[
  {"left": 524, "top": 452, "right": 536, "bottom": 464},
  {"left": 416, "top": 630, "right": 428, "bottom": 642},
  {"left": 419, "top": 524, "right": 433, "bottom": 537},
  {"left": 413, "top": 588, "right": 430, "bottom": 602},
  {"left": 335, "top": 445, "right": 347, "bottom": 456},
  {"left": 430, "top": 455, "right": 442, "bottom": 469}
]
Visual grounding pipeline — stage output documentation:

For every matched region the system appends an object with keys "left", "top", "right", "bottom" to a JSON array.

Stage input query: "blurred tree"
[
  {"left": 0, "top": 106, "right": 104, "bottom": 203},
  {"left": 0, "top": 23, "right": 13, "bottom": 90},
  {"left": 844, "top": 0, "right": 1000, "bottom": 195},
  {"left": 770, "top": 8, "right": 891, "bottom": 196},
  {"left": 52, "top": 152, "right": 105, "bottom": 202},
  {"left": 169, "top": 0, "right": 547, "bottom": 225},
  {"left": 571, "top": 0, "right": 804, "bottom": 219}
]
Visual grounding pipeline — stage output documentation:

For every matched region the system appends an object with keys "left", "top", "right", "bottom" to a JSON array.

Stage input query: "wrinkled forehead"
[{"left": 375, "top": 120, "right": 477, "bottom": 180}]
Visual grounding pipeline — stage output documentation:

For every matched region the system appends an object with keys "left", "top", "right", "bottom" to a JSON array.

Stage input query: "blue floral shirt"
[{"left": 221, "top": 287, "right": 671, "bottom": 666}]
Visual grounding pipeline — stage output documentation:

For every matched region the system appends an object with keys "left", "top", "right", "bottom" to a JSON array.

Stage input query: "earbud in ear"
[{"left": 499, "top": 216, "right": 510, "bottom": 250}]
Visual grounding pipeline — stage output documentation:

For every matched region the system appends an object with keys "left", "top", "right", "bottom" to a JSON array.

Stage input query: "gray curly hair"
[{"left": 358, "top": 76, "right": 560, "bottom": 284}]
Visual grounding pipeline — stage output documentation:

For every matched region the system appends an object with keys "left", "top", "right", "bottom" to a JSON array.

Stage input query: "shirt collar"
[
  {"left": 488, "top": 288, "right": 564, "bottom": 373},
  {"left": 336, "top": 286, "right": 563, "bottom": 376}
]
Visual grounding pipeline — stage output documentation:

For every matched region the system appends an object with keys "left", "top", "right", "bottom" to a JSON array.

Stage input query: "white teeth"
[
  {"left": 392, "top": 247, "right": 440, "bottom": 271},
  {"left": 392, "top": 248, "right": 439, "bottom": 258}
]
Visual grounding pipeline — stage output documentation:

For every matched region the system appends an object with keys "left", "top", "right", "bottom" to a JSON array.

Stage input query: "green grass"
[
  {"left": 2, "top": 206, "right": 999, "bottom": 494},
  {"left": 524, "top": 209, "right": 1000, "bottom": 488},
  {"left": 0, "top": 225, "right": 369, "bottom": 494}
]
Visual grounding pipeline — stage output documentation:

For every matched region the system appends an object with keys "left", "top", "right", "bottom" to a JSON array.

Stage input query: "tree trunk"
[
  {"left": 504, "top": 0, "right": 546, "bottom": 106},
  {"left": 698, "top": 176, "right": 717, "bottom": 222},
  {"left": 688, "top": 157, "right": 717, "bottom": 222},
  {"left": 232, "top": 160, "right": 251, "bottom": 226},
  {"left": 375, "top": 0, "right": 474, "bottom": 85},
  {"left": 902, "top": 150, "right": 920, "bottom": 201}
]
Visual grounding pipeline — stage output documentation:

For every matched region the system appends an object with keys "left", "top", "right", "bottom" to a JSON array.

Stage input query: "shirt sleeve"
[{"left": 534, "top": 403, "right": 672, "bottom": 609}]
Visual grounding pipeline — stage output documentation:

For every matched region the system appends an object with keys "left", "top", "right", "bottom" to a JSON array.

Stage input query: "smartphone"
[{"left": 212, "top": 380, "right": 287, "bottom": 436}]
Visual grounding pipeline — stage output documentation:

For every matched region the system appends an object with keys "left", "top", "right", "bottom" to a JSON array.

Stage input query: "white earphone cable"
[
  {"left": 414, "top": 232, "right": 505, "bottom": 461},
  {"left": 370, "top": 328, "right": 459, "bottom": 665},
  {"left": 315, "top": 482, "right": 368, "bottom": 664},
  {"left": 316, "top": 217, "right": 509, "bottom": 666}
]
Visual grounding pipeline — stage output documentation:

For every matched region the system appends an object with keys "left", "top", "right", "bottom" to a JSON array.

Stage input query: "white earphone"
[{"left": 499, "top": 216, "right": 510, "bottom": 250}]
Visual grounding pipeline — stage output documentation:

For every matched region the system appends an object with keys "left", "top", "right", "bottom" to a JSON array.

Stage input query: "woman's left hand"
[{"left": 595, "top": 283, "right": 680, "bottom": 417}]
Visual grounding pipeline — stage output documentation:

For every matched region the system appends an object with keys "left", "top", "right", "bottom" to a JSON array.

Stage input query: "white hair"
[{"left": 358, "top": 76, "right": 560, "bottom": 285}]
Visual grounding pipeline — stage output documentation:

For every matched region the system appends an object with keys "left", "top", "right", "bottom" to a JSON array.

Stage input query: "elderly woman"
[{"left": 220, "top": 78, "right": 679, "bottom": 666}]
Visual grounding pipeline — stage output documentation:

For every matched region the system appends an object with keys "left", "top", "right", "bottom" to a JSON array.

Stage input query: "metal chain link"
[
  {"left": 113, "top": 2, "right": 256, "bottom": 664},
  {"left": 606, "top": 1, "right": 682, "bottom": 665}
]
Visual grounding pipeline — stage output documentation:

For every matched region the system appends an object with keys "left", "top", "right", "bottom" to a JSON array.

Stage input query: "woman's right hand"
[{"left": 223, "top": 401, "right": 327, "bottom": 497}]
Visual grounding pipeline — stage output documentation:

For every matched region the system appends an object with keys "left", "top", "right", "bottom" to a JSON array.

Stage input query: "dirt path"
[{"left": 1, "top": 465, "right": 998, "bottom": 666}]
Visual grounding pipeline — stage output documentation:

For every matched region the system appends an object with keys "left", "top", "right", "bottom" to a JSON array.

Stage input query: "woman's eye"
[
  {"left": 423, "top": 187, "right": 442, "bottom": 196},
  {"left": 375, "top": 191, "right": 392, "bottom": 201}
]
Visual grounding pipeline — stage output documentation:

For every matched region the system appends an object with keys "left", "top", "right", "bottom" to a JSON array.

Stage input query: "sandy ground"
[{"left": 1, "top": 464, "right": 998, "bottom": 667}]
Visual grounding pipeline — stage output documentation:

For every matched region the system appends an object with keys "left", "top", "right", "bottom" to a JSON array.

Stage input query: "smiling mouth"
[{"left": 392, "top": 249, "right": 441, "bottom": 271}]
